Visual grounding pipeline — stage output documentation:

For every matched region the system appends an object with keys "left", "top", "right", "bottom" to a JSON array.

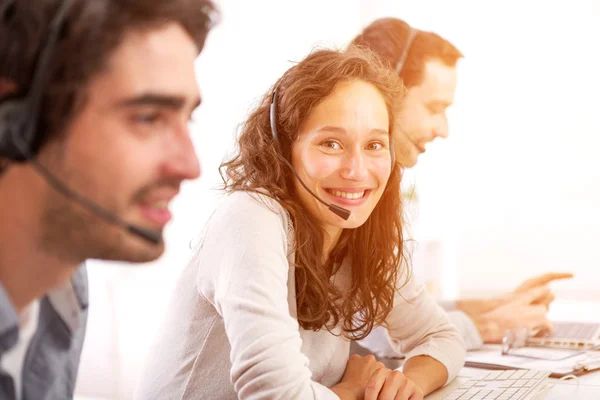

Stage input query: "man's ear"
[{"left": 0, "top": 79, "right": 17, "bottom": 100}]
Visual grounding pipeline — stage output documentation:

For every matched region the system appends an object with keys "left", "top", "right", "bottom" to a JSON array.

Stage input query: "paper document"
[{"left": 465, "top": 345, "right": 600, "bottom": 377}]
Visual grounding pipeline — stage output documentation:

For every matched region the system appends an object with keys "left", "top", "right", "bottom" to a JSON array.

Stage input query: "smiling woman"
[
  {"left": 291, "top": 80, "right": 393, "bottom": 236},
  {"left": 222, "top": 47, "right": 403, "bottom": 338},
  {"left": 136, "top": 46, "right": 465, "bottom": 400}
]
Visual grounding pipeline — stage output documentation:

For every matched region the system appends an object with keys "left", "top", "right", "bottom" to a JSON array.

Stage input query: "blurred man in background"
[
  {"left": 0, "top": 0, "right": 216, "bottom": 398},
  {"left": 351, "top": 17, "right": 572, "bottom": 352}
]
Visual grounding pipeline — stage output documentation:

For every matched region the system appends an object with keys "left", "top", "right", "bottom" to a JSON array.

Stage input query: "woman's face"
[{"left": 291, "top": 79, "right": 392, "bottom": 238}]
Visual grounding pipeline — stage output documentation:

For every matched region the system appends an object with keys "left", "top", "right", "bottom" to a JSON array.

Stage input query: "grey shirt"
[
  {"left": 0, "top": 265, "right": 88, "bottom": 400},
  {"left": 358, "top": 301, "right": 483, "bottom": 359},
  {"left": 438, "top": 301, "right": 484, "bottom": 351}
]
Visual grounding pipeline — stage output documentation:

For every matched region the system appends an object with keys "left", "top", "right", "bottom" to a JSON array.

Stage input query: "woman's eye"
[{"left": 320, "top": 140, "right": 342, "bottom": 150}]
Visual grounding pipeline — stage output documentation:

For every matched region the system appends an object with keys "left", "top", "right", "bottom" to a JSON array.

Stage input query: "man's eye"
[
  {"left": 135, "top": 113, "right": 161, "bottom": 124},
  {"left": 428, "top": 105, "right": 446, "bottom": 115},
  {"left": 366, "top": 142, "right": 385, "bottom": 151}
]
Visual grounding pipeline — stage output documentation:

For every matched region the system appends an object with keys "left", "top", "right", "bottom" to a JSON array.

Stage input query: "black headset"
[
  {"left": 0, "top": 0, "right": 162, "bottom": 245},
  {"left": 0, "top": 0, "right": 74, "bottom": 161}
]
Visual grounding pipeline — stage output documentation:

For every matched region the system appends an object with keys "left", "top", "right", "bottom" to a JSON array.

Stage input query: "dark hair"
[
  {"left": 0, "top": 0, "right": 217, "bottom": 146},
  {"left": 220, "top": 46, "right": 408, "bottom": 340},
  {"left": 351, "top": 17, "right": 463, "bottom": 88}
]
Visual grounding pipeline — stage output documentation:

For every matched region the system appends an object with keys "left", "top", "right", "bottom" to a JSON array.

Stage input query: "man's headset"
[
  {"left": 0, "top": 0, "right": 73, "bottom": 160},
  {"left": 0, "top": 0, "right": 161, "bottom": 245},
  {"left": 395, "top": 26, "right": 418, "bottom": 74},
  {"left": 269, "top": 78, "right": 396, "bottom": 221}
]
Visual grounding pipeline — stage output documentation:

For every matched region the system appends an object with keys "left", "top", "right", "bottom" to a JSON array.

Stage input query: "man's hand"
[
  {"left": 456, "top": 272, "right": 574, "bottom": 343},
  {"left": 472, "top": 286, "right": 555, "bottom": 343},
  {"left": 457, "top": 272, "right": 573, "bottom": 317},
  {"left": 513, "top": 272, "right": 573, "bottom": 308}
]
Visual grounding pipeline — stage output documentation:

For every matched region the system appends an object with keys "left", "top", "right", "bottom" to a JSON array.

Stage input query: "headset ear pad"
[
  {"left": 0, "top": 98, "right": 31, "bottom": 161},
  {"left": 0, "top": 0, "right": 74, "bottom": 162}
]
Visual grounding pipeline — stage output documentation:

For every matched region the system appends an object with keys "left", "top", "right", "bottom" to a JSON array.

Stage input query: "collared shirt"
[
  {"left": 1, "top": 299, "right": 40, "bottom": 400},
  {"left": 0, "top": 265, "right": 88, "bottom": 400}
]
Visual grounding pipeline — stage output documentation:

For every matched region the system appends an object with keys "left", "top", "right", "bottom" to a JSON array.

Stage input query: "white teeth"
[
  {"left": 153, "top": 201, "right": 168, "bottom": 209},
  {"left": 330, "top": 190, "right": 365, "bottom": 199}
]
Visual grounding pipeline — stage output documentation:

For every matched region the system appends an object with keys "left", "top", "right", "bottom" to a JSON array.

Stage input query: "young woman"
[{"left": 136, "top": 47, "right": 465, "bottom": 400}]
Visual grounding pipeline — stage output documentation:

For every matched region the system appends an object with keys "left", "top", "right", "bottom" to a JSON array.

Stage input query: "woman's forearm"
[{"left": 402, "top": 355, "right": 448, "bottom": 395}]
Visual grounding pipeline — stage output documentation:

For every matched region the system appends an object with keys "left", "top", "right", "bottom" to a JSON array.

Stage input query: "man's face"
[
  {"left": 394, "top": 60, "right": 457, "bottom": 168},
  {"left": 37, "top": 23, "right": 201, "bottom": 262}
]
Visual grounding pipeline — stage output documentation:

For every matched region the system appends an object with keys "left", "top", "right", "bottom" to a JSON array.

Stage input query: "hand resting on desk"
[{"left": 332, "top": 354, "right": 424, "bottom": 400}]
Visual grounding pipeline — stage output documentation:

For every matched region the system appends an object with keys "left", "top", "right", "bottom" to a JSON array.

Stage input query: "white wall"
[
  {"left": 75, "top": 1, "right": 600, "bottom": 398},
  {"left": 360, "top": 0, "right": 600, "bottom": 299}
]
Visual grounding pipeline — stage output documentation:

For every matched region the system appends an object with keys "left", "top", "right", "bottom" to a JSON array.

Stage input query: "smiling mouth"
[
  {"left": 138, "top": 199, "right": 173, "bottom": 226},
  {"left": 323, "top": 188, "right": 373, "bottom": 204},
  {"left": 325, "top": 189, "right": 365, "bottom": 199}
]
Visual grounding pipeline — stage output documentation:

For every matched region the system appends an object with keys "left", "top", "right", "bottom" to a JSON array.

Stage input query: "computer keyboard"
[{"left": 442, "top": 369, "right": 550, "bottom": 400}]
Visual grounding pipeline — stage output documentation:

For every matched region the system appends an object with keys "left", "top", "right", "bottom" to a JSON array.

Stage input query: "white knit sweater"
[{"left": 136, "top": 191, "right": 466, "bottom": 400}]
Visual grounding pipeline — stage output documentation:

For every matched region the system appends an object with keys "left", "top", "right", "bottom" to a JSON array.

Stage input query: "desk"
[
  {"left": 353, "top": 300, "right": 600, "bottom": 398},
  {"left": 353, "top": 341, "right": 600, "bottom": 399},
  {"left": 425, "top": 367, "right": 600, "bottom": 399}
]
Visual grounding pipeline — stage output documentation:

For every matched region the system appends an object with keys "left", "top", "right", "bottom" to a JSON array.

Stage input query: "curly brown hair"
[{"left": 220, "top": 46, "right": 408, "bottom": 340}]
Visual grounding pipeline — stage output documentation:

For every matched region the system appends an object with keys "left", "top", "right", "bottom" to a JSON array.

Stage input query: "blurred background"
[{"left": 74, "top": 0, "right": 600, "bottom": 398}]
